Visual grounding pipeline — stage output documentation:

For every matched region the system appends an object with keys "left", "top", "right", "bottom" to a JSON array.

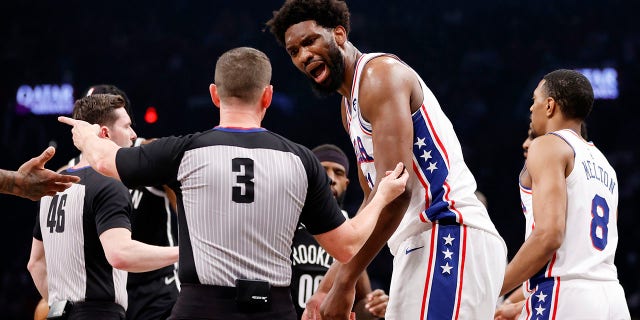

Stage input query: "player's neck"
[
  {"left": 338, "top": 44, "right": 362, "bottom": 98},
  {"left": 546, "top": 119, "right": 582, "bottom": 137}
]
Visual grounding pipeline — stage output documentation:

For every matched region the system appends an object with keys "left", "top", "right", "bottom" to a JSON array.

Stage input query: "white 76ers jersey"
[
  {"left": 345, "top": 53, "right": 501, "bottom": 256},
  {"left": 519, "top": 129, "right": 620, "bottom": 289}
]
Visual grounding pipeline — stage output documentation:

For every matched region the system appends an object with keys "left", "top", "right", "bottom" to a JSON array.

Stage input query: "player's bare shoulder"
[
  {"left": 358, "top": 56, "right": 416, "bottom": 119},
  {"left": 361, "top": 56, "right": 413, "bottom": 89},
  {"left": 527, "top": 134, "right": 575, "bottom": 176}
]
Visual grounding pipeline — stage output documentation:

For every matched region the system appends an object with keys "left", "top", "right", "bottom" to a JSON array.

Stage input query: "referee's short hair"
[{"left": 215, "top": 47, "right": 272, "bottom": 103}]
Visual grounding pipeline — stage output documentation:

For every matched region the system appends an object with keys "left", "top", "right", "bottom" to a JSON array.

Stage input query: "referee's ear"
[
  {"left": 261, "top": 85, "right": 273, "bottom": 110},
  {"left": 209, "top": 83, "right": 221, "bottom": 109}
]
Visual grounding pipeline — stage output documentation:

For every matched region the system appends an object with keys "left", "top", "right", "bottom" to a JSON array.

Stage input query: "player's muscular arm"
[
  {"left": 336, "top": 58, "right": 414, "bottom": 284},
  {"left": 320, "top": 59, "right": 414, "bottom": 319},
  {"left": 100, "top": 228, "right": 179, "bottom": 272},
  {"left": 500, "top": 136, "right": 572, "bottom": 295},
  {"left": 27, "top": 239, "right": 48, "bottom": 301}
]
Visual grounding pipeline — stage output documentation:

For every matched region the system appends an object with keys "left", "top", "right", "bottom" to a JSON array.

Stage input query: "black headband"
[{"left": 313, "top": 148, "right": 349, "bottom": 175}]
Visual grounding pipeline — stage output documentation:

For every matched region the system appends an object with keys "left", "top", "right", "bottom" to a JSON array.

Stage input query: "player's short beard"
[{"left": 308, "top": 41, "right": 345, "bottom": 97}]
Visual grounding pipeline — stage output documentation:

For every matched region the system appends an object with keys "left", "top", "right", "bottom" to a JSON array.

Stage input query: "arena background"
[{"left": 1, "top": 0, "right": 638, "bottom": 318}]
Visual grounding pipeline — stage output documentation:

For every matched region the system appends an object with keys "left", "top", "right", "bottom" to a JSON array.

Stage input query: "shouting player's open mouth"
[{"left": 306, "top": 60, "right": 329, "bottom": 84}]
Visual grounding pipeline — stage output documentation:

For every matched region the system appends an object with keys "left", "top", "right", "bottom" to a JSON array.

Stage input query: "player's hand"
[
  {"left": 364, "top": 289, "right": 388, "bottom": 318},
  {"left": 494, "top": 299, "right": 524, "bottom": 320},
  {"left": 375, "top": 162, "right": 409, "bottom": 204},
  {"left": 58, "top": 116, "right": 101, "bottom": 152},
  {"left": 303, "top": 291, "right": 326, "bottom": 320},
  {"left": 16, "top": 147, "right": 80, "bottom": 200},
  {"left": 319, "top": 283, "right": 356, "bottom": 320}
]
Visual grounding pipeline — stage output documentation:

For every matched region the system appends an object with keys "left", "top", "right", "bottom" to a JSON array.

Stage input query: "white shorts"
[
  {"left": 386, "top": 223, "right": 507, "bottom": 320},
  {"left": 517, "top": 278, "right": 630, "bottom": 320}
]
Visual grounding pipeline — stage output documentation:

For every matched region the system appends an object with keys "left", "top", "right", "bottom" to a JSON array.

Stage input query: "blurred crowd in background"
[{"left": 1, "top": 0, "right": 638, "bottom": 318}]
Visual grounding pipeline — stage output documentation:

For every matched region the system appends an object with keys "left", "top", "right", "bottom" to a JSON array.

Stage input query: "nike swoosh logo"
[
  {"left": 405, "top": 246, "right": 424, "bottom": 255},
  {"left": 164, "top": 275, "right": 176, "bottom": 285}
]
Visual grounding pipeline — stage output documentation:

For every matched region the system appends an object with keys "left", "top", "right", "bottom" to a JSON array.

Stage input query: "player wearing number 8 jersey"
[{"left": 502, "top": 69, "right": 630, "bottom": 319}]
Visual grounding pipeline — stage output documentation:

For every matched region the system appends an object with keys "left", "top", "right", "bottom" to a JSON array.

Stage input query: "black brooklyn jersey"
[
  {"left": 290, "top": 209, "right": 347, "bottom": 317},
  {"left": 116, "top": 127, "right": 346, "bottom": 287},
  {"left": 34, "top": 166, "right": 131, "bottom": 308},
  {"left": 66, "top": 153, "right": 178, "bottom": 286},
  {"left": 128, "top": 185, "right": 178, "bottom": 286},
  {"left": 290, "top": 224, "right": 335, "bottom": 317}
]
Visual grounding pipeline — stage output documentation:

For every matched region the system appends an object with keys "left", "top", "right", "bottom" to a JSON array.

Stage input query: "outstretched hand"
[
  {"left": 58, "top": 116, "right": 101, "bottom": 152},
  {"left": 15, "top": 147, "right": 80, "bottom": 200}
]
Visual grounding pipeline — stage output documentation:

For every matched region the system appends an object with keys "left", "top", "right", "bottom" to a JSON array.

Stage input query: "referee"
[
  {"left": 59, "top": 47, "right": 408, "bottom": 319},
  {"left": 77, "top": 84, "right": 180, "bottom": 320},
  {"left": 28, "top": 94, "right": 179, "bottom": 319}
]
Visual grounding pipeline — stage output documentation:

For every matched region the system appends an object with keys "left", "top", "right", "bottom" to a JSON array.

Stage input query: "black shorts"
[
  {"left": 68, "top": 301, "right": 125, "bottom": 320},
  {"left": 168, "top": 283, "right": 296, "bottom": 320},
  {"left": 126, "top": 274, "right": 179, "bottom": 320}
]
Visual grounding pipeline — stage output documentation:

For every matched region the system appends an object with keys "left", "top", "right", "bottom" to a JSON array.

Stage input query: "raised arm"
[
  {"left": 0, "top": 147, "right": 80, "bottom": 200},
  {"left": 58, "top": 116, "right": 121, "bottom": 180}
]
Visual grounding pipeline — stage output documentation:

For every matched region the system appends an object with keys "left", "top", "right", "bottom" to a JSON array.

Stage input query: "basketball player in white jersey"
[
  {"left": 495, "top": 121, "right": 593, "bottom": 320},
  {"left": 267, "top": 1, "right": 507, "bottom": 319},
  {"left": 500, "top": 69, "right": 630, "bottom": 319}
]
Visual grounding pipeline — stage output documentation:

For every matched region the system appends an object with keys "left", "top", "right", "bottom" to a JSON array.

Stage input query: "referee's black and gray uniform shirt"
[
  {"left": 34, "top": 166, "right": 131, "bottom": 309},
  {"left": 115, "top": 127, "right": 346, "bottom": 288},
  {"left": 67, "top": 150, "right": 179, "bottom": 288}
]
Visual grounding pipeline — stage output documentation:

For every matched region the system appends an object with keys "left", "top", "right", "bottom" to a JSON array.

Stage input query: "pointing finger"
[{"left": 58, "top": 116, "right": 77, "bottom": 126}]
